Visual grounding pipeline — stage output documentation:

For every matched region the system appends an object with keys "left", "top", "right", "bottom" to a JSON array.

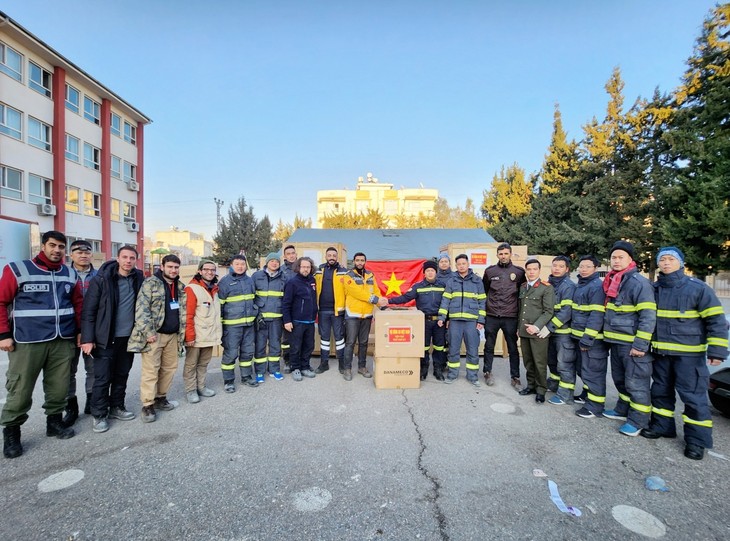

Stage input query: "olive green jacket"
[{"left": 518, "top": 280, "right": 555, "bottom": 338}]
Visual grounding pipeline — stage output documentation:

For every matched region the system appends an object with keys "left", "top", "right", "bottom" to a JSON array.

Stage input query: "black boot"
[
  {"left": 84, "top": 392, "right": 92, "bottom": 415},
  {"left": 46, "top": 414, "right": 75, "bottom": 439},
  {"left": 62, "top": 396, "right": 79, "bottom": 427},
  {"left": 3, "top": 426, "right": 22, "bottom": 459}
]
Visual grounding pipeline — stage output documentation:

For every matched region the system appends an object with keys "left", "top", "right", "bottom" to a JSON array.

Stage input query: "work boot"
[
  {"left": 3, "top": 426, "right": 22, "bottom": 459},
  {"left": 433, "top": 369, "right": 445, "bottom": 381},
  {"left": 62, "top": 396, "right": 79, "bottom": 428},
  {"left": 483, "top": 371, "right": 495, "bottom": 386},
  {"left": 46, "top": 414, "right": 75, "bottom": 439},
  {"left": 109, "top": 406, "right": 135, "bottom": 421},
  {"left": 315, "top": 362, "right": 329, "bottom": 374},
  {"left": 154, "top": 396, "right": 178, "bottom": 411},
  {"left": 358, "top": 367, "right": 372, "bottom": 378},
  {"left": 343, "top": 369, "right": 353, "bottom": 381},
  {"left": 84, "top": 392, "right": 92, "bottom": 415},
  {"left": 140, "top": 405, "right": 156, "bottom": 423}
]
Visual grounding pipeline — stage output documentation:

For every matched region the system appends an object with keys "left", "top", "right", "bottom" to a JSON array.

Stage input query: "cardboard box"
[
  {"left": 374, "top": 308, "right": 425, "bottom": 358},
  {"left": 373, "top": 357, "right": 421, "bottom": 389}
]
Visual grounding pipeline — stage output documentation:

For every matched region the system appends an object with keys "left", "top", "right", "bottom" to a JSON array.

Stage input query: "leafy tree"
[
  {"left": 320, "top": 208, "right": 388, "bottom": 229},
  {"left": 213, "top": 196, "right": 276, "bottom": 267},
  {"left": 272, "top": 215, "right": 313, "bottom": 247},
  {"left": 662, "top": 3, "right": 730, "bottom": 276},
  {"left": 481, "top": 163, "right": 532, "bottom": 226},
  {"left": 538, "top": 103, "right": 580, "bottom": 195}
]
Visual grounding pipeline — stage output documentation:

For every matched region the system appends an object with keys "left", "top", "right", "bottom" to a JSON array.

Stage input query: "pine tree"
[
  {"left": 539, "top": 103, "right": 579, "bottom": 195},
  {"left": 213, "top": 197, "right": 276, "bottom": 267}
]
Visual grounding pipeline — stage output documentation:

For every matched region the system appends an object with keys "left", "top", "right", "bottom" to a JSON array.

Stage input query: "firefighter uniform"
[
  {"left": 252, "top": 259, "right": 286, "bottom": 377},
  {"left": 648, "top": 265, "right": 728, "bottom": 451},
  {"left": 546, "top": 273, "right": 576, "bottom": 395},
  {"left": 218, "top": 270, "right": 258, "bottom": 384}
]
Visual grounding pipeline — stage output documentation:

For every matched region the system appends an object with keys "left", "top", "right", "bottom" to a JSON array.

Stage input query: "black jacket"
[
  {"left": 81, "top": 260, "right": 144, "bottom": 349},
  {"left": 482, "top": 262, "right": 526, "bottom": 318},
  {"left": 282, "top": 273, "right": 318, "bottom": 324}
]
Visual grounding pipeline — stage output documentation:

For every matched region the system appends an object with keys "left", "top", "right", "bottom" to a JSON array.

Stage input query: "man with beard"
[
  {"left": 342, "top": 252, "right": 381, "bottom": 381},
  {"left": 81, "top": 246, "right": 144, "bottom": 432},
  {"left": 281, "top": 245, "right": 297, "bottom": 373},
  {"left": 314, "top": 247, "right": 348, "bottom": 374},
  {"left": 128, "top": 254, "right": 186, "bottom": 423}
]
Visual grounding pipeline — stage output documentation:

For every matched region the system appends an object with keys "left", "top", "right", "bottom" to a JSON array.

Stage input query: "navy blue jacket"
[
  {"left": 282, "top": 273, "right": 318, "bottom": 324},
  {"left": 388, "top": 278, "right": 446, "bottom": 315}
]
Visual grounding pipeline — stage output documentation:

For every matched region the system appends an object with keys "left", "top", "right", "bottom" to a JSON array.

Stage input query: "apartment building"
[
  {"left": 0, "top": 11, "right": 150, "bottom": 260},
  {"left": 316, "top": 173, "right": 439, "bottom": 227}
]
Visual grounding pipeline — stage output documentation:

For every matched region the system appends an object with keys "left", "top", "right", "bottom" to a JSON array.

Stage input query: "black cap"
[
  {"left": 423, "top": 260, "right": 438, "bottom": 272},
  {"left": 610, "top": 240, "right": 635, "bottom": 261},
  {"left": 70, "top": 240, "right": 92, "bottom": 252}
]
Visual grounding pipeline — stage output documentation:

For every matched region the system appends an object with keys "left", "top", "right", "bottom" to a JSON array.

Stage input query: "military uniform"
[{"left": 518, "top": 279, "right": 555, "bottom": 395}]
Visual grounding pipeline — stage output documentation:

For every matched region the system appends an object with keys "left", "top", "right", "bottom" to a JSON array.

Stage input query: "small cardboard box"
[
  {"left": 374, "top": 308, "right": 425, "bottom": 358},
  {"left": 373, "top": 357, "right": 421, "bottom": 389}
]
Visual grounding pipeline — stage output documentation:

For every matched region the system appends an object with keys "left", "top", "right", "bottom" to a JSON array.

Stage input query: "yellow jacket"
[
  {"left": 314, "top": 263, "right": 347, "bottom": 315},
  {"left": 342, "top": 268, "right": 380, "bottom": 319}
]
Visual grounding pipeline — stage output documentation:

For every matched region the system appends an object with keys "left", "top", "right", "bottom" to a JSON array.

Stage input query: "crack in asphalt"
[{"left": 402, "top": 390, "right": 450, "bottom": 541}]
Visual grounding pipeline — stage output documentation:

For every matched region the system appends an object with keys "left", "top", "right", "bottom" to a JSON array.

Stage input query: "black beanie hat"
[
  {"left": 423, "top": 260, "right": 438, "bottom": 272},
  {"left": 610, "top": 240, "right": 635, "bottom": 261}
]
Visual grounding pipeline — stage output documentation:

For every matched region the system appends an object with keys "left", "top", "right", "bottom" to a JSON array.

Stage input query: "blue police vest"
[{"left": 10, "top": 260, "right": 77, "bottom": 343}]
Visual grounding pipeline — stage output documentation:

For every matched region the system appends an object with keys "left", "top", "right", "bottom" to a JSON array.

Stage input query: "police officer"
[
  {"left": 643, "top": 247, "right": 728, "bottom": 460},
  {"left": 381, "top": 260, "right": 447, "bottom": 380}
]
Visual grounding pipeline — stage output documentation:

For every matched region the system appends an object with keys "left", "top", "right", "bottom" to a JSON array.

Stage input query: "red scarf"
[
  {"left": 33, "top": 251, "right": 63, "bottom": 271},
  {"left": 602, "top": 261, "right": 636, "bottom": 301}
]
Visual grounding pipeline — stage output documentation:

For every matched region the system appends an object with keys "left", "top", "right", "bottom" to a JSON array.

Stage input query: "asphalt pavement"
[{"left": 1, "top": 350, "right": 729, "bottom": 541}]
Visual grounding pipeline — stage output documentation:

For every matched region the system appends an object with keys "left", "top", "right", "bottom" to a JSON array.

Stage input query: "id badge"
[{"left": 170, "top": 300, "right": 180, "bottom": 310}]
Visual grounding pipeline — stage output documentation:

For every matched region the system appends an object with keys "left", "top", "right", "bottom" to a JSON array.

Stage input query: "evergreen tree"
[
  {"left": 662, "top": 3, "right": 730, "bottom": 276},
  {"left": 481, "top": 163, "right": 532, "bottom": 226},
  {"left": 213, "top": 197, "right": 276, "bottom": 267},
  {"left": 538, "top": 103, "right": 580, "bottom": 195}
]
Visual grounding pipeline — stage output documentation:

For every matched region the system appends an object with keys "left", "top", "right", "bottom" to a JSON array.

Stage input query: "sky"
[{"left": 2, "top": 0, "right": 720, "bottom": 240}]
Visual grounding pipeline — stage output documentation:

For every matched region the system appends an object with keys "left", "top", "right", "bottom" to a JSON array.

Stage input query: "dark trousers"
[
  {"left": 577, "top": 341, "right": 608, "bottom": 414},
  {"left": 521, "top": 336, "right": 549, "bottom": 394},
  {"left": 90, "top": 337, "right": 134, "bottom": 417},
  {"left": 649, "top": 353, "right": 713, "bottom": 448},
  {"left": 289, "top": 323, "right": 315, "bottom": 372},
  {"left": 68, "top": 347, "right": 94, "bottom": 398},
  {"left": 609, "top": 343, "right": 652, "bottom": 429},
  {"left": 254, "top": 319, "right": 283, "bottom": 375},
  {"left": 344, "top": 317, "right": 372, "bottom": 370},
  {"left": 423, "top": 319, "right": 446, "bottom": 375},
  {"left": 483, "top": 316, "right": 520, "bottom": 378},
  {"left": 318, "top": 311, "right": 345, "bottom": 367}
]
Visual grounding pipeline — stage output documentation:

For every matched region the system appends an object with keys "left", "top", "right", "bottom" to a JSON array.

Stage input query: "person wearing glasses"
[{"left": 183, "top": 260, "right": 221, "bottom": 403}]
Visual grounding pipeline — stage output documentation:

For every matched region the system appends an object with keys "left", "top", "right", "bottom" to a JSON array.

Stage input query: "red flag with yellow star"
[{"left": 367, "top": 259, "right": 427, "bottom": 307}]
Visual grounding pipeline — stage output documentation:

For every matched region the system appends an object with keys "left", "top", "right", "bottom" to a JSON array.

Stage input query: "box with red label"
[
  {"left": 373, "top": 357, "right": 421, "bottom": 389},
  {"left": 374, "top": 308, "right": 425, "bottom": 358}
]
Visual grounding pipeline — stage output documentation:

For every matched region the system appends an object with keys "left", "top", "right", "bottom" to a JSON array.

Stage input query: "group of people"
[{"left": 0, "top": 234, "right": 727, "bottom": 463}]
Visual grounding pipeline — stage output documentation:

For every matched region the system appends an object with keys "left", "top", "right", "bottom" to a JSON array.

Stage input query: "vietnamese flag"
[{"left": 368, "top": 259, "right": 426, "bottom": 307}]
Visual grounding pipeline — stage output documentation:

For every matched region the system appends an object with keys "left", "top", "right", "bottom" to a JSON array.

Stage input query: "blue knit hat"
[
  {"left": 438, "top": 252, "right": 450, "bottom": 262},
  {"left": 657, "top": 246, "right": 685, "bottom": 267}
]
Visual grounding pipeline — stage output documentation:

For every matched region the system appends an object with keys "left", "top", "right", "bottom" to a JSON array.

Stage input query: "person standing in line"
[
  {"left": 252, "top": 253, "right": 286, "bottom": 383},
  {"left": 544, "top": 255, "right": 577, "bottom": 401},
  {"left": 482, "top": 243, "right": 526, "bottom": 388},
  {"left": 341, "top": 252, "right": 381, "bottom": 381},
  {"left": 281, "top": 244, "right": 297, "bottom": 373},
  {"left": 567, "top": 256, "right": 609, "bottom": 418},
  {"left": 601, "top": 241, "right": 656, "bottom": 437},
  {"left": 381, "top": 260, "right": 447, "bottom": 380},
  {"left": 62, "top": 239, "right": 98, "bottom": 427},
  {"left": 128, "top": 254, "right": 186, "bottom": 423},
  {"left": 282, "top": 257, "right": 318, "bottom": 382},
  {"left": 81, "top": 246, "right": 144, "bottom": 433},
  {"left": 516, "top": 259, "right": 555, "bottom": 403},
  {"left": 217, "top": 254, "right": 258, "bottom": 393},
  {"left": 644, "top": 247, "right": 728, "bottom": 460},
  {"left": 437, "top": 253, "right": 454, "bottom": 283},
  {"left": 314, "top": 247, "right": 348, "bottom": 374},
  {"left": 1, "top": 231, "right": 82, "bottom": 458},
  {"left": 183, "top": 260, "right": 221, "bottom": 404},
  {"left": 438, "top": 254, "right": 486, "bottom": 386}
]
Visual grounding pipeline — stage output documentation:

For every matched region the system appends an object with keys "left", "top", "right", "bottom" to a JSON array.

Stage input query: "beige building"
[
  {"left": 152, "top": 227, "right": 213, "bottom": 266},
  {"left": 316, "top": 173, "right": 438, "bottom": 227}
]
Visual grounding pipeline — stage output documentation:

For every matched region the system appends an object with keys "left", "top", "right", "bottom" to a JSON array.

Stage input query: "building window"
[
  {"left": 0, "top": 42, "right": 22, "bottom": 82},
  {"left": 65, "top": 185, "right": 80, "bottom": 213},
  {"left": 1, "top": 165, "right": 23, "bottom": 200},
  {"left": 123, "top": 161, "right": 136, "bottom": 183},
  {"left": 83, "top": 96, "right": 100, "bottom": 125},
  {"left": 111, "top": 198, "right": 121, "bottom": 221},
  {"left": 84, "top": 191, "right": 101, "bottom": 217},
  {"left": 0, "top": 103, "right": 22, "bottom": 140},
  {"left": 123, "top": 121, "right": 136, "bottom": 145},
  {"left": 111, "top": 155, "right": 122, "bottom": 179},
  {"left": 65, "top": 84, "right": 80, "bottom": 114},
  {"left": 123, "top": 202, "right": 137, "bottom": 223},
  {"left": 91, "top": 239, "right": 102, "bottom": 252},
  {"left": 28, "top": 61, "right": 52, "bottom": 97},
  {"left": 28, "top": 117, "right": 52, "bottom": 151},
  {"left": 29, "top": 174, "right": 52, "bottom": 205},
  {"left": 111, "top": 241, "right": 122, "bottom": 256},
  {"left": 110, "top": 112, "right": 121, "bottom": 137},
  {"left": 65, "top": 134, "right": 80, "bottom": 162},
  {"left": 83, "top": 143, "right": 100, "bottom": 170}
]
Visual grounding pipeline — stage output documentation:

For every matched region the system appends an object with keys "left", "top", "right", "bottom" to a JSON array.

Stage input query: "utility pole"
[{"left": 214, "top": 197, "right": 224, "bottom": 232}]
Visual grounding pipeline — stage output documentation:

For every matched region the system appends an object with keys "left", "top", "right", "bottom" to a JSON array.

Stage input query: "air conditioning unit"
[
  {"left": 37, "top": 203, "right": 57, "bottom": 216},
  {"left": 126, "top": 222, "right": 140, "bottom": 232},
  {"left": 128, "top": 180, "right": 140, "bottom": 192}
]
